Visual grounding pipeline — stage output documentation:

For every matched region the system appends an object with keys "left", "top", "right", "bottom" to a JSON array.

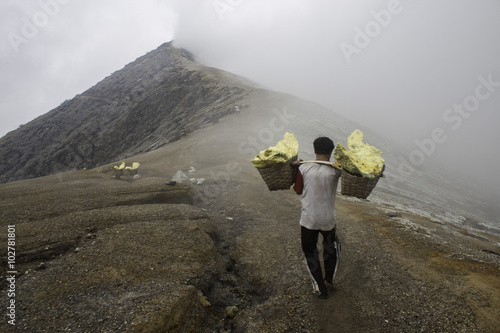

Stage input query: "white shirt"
[{"left": 298, "top": 163, "right": 341, "bottom": 231}]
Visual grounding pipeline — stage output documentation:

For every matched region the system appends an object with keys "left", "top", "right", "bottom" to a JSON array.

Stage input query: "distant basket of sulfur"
[
  {"left": 256, "top": 155, "right": 298, "bottom": 191},
  {"left": 340, "top": 168, "right": 383, "bottom": 199}
]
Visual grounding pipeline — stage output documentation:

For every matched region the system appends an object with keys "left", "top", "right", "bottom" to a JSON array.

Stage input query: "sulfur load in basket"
[
  {"left": 334, "top": 130, "right": 385, "bottom": 199},
  {"left": 251, "top": 132, "right": 299, "bottom": 191}
]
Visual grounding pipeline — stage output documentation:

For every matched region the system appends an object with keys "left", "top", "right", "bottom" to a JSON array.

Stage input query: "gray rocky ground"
[{"left": 1, "top": 108, "right": 499, "bottom": 332}]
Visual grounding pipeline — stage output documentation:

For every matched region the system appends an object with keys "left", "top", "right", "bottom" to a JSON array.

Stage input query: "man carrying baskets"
[{"left": 293, "top": 137, "right": 341, "bottom": 299}]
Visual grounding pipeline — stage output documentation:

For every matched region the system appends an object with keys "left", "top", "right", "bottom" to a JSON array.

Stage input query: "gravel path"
[{"left": 198, "top": 176, "right": 500, "bottom": 332}]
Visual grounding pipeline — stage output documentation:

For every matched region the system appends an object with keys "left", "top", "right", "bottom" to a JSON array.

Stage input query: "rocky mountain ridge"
[{"left": 0, "top": 42, "right": 252, "bottom": 184}]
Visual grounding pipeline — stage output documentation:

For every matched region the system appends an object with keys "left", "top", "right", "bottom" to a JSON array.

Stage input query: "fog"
[
  {"left": 1, "top": 0, "right": 499, "bottom": 195},
  {"left": 0, "top": 0, "right": 175, "bottom": 136}
]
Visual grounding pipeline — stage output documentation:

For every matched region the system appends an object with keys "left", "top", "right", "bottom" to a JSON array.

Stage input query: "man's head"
[{"left": 313, "top": 137, "right": 334, "bottom": 155}]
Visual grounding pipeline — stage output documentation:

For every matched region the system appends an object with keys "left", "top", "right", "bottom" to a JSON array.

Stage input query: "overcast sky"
[{"left": 1, "top": 0, "right": 500, "bottom": 193}]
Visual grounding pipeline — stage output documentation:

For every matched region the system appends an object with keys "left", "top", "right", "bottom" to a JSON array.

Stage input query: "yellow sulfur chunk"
[
  {"left": 125, "top": 162, "right": 140, "bottom": 171},
  {"left": 114, "top": 162, "right": 125, "bottom": 170},
  {"left": 251, "top": 132, "right": 299, "bottom": 168},
  {"left": 334, "top": 130, "right": 384, "bottom": 178}
]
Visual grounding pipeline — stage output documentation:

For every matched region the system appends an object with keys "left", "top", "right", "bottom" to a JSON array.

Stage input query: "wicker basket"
[
  {"left": 256, "top": 155, "right": 298, "bottom": 191},
  {"left": 340, "top": 169, "right": 382, "bottom": 199}
]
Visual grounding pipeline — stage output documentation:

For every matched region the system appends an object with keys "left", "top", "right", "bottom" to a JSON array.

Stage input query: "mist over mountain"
[
  {"left": 0, "top": 42, "right": 497, "bottom": 233},
  {"left": 0, "top": 42, "right": 250, "bottom": 183}
]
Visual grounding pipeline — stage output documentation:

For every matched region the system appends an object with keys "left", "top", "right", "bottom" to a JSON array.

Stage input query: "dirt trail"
[{"left": 198, "top": 177, "right": 500, "bottom": 332}]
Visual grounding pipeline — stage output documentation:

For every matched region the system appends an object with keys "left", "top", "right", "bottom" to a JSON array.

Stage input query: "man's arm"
[{"left": 293, "top": 169, "right": 303, "bottom": 194}]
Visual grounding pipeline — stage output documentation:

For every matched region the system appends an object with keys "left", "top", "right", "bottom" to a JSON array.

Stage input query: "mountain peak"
[{"left": 0, "top": 42, "right": 247, "bottom": 183}]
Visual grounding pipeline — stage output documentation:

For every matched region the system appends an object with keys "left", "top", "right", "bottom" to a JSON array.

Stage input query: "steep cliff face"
[{"left": 0, "top": 42, "right": 250, "bottom": 183}]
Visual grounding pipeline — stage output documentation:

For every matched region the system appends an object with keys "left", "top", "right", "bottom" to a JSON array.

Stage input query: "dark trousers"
[{"left": 301, "top": 226, "right": 340, "bottom": 294}]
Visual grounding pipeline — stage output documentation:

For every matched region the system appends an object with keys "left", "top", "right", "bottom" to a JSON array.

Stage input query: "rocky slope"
[
  {"left": 0, "top": 42, "right": 251, "bottom": 184},
  {"left": 0, "top": 107, "right": 498, "bottom": 332}
]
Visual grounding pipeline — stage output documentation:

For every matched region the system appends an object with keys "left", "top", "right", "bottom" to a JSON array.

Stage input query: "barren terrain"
[{"left": 1, "top": 106, "right": 499, "bottom": 332}]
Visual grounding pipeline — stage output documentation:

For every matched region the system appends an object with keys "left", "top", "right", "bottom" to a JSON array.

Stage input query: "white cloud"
[
  {"left": 0, "top": 0, "right": 175, "bottom": 135},
  {"left": 171, "top": 0, "right": 500, "bottom": 192}
]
